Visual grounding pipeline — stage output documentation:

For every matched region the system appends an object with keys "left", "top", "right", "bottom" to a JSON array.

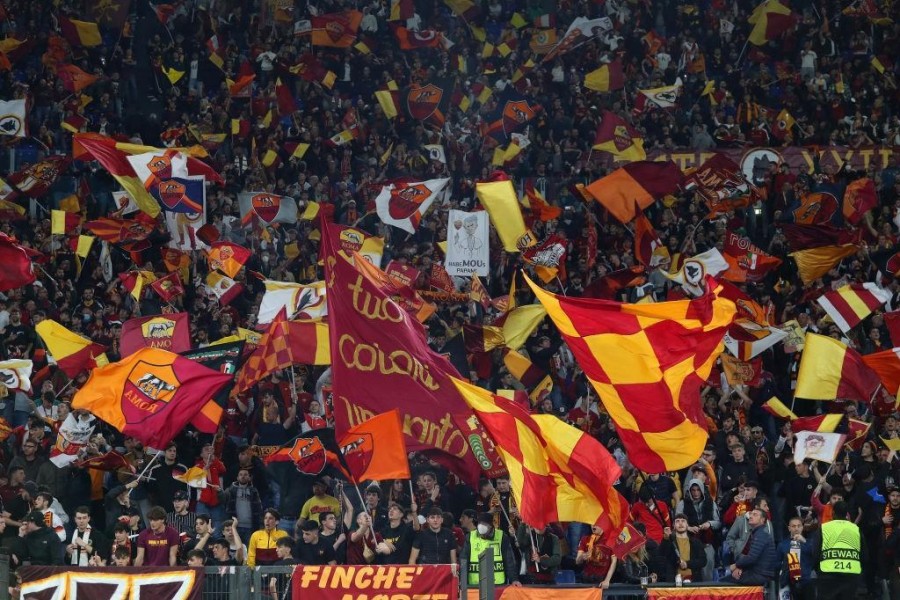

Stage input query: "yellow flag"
[
  {"left": 262, "top": 149, "right": 279, "bottom": 167},
  {"left": 163, "top": 66, "right": 185, "bottom": 84},
  {"left": 76, "top": 235, "right": 94, "bottom": 258},
  {"left": 262, "top": 109, "right": 273, "bottom": 128},
  {"left": 375, "top": 90, "right": 398, "bottom": 119},
  {"left": 501, "top": 304, "right": 548, "bottom": 350},
  {"left": 300, "top": 201, "right": 320, "bottom": 220},
  {"left": 291, "top": 143, "right": 310, "bottom": 159},
  {"left": 872, "top": 57, "right": 885, "bottom": 74},
  {"left": 510, "top": 13, "right": 527, "bottom": 28},
  {"left": 322, "top": 71, "right": 337, "bottom": 89},
  {"left": 59, "top": 194, "right": 80, "bottom": 213},
  {"left": 475, "top": 180, "right": 535, "bottom": 252},
  {"left": 231, "top": 119, "right": 240, "bottom": 134},
  {"left": 789, "top": 244, "right": 858, "bottom": 286}
]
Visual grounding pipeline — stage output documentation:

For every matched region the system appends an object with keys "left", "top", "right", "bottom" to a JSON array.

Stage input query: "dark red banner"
[
  {"left": 19, "top": 566, "right": 204, "bottom": 600},
  {"left": 647, "top": 586, "right": 764, "bottom": 600},
  {"left": 294, "top": 564, "right": 458, "bottom": 599}
]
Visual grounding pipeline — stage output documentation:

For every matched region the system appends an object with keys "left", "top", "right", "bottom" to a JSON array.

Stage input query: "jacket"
[
  {"left": 725, "top": 512, "right": 773, "bottom": 558},
  {"left": 676, "top": 479, "right": 720, "bottom": 544},
  {"left": 222, "top": 482, "right": 263, "bottom": 530},
  {"left": 735, "top": 524, "right": 778, "bottom": 580},
  {"left": 658, "top": 535, "right": 707, "bottom": 582},
  {"left": 12, "top": 526, "right": 64, "bottom": 565}
]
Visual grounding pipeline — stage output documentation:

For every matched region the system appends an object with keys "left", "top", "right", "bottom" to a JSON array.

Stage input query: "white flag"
[
  {"left": 424, "top": 144, "right": 447, "bottom": 164},
  {"left": 666, "top": 248, "right": 729, "bottom": 296},
  {"left": 257, "top": 280, "right": 327, "bottom": 325},
  {"left": 445, "top": 210, "right": 490, "bottom": 277},
  {"left": 0, "top": 359, "right": 32, "bottom": 393},
  {"left": 375, "top": 177, "right": 450, "bottom": 234},
  {"left": 111, "top": 191, "right": 140, "bottom": 215},
  {"left": 0, "top": 99, "right": 27, "bottom": 138},
  {"left": 794, "top": 431, "right": 845, "bottom": 464}
]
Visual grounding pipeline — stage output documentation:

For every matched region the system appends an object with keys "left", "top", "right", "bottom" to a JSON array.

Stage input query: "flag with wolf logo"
[
  {"left": 483, "top": 91, "right": 542, "bottom": 141},
  {"left": 120, "top": 313, "right": 191, "bottom": 357},
  {"left": 72, "top": 347, "right": 233, "bottom": 448},
  {"left": 265, "top": 427, "right": 352, "bottom": 479},
  {"left": 374, "top": 177, "right": 450, "bottom": 234},
  {"left": 238, "top": 192, "right": 298, "bottom": 226},
  {"left": 403, "top": 78, "right": 453, "bottom": 129}
]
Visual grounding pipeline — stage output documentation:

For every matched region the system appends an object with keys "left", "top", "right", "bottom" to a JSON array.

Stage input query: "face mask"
[{"left": 477, "top": 524, "right": 490, "bottom": 536}]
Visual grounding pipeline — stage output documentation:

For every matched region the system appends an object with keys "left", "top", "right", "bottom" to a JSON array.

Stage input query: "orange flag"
[{"left": 338, "top": 410, "right": 410, "bottom": 481}]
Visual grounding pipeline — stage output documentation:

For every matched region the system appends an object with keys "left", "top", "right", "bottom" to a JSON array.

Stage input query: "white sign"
[{"left": 445, "top": 210, "right": 489, "bottom": 277}]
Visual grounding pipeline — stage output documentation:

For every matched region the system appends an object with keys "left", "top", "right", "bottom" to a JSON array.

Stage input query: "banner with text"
[
  {"left": 445, "top": 210, "right": 490, "bottom": 277},
  {"left": 294, "top": 564, "right": 458, "bottom": 600},
  {"left": 19, "top": 566, "right": 204, "bottom": 600}
]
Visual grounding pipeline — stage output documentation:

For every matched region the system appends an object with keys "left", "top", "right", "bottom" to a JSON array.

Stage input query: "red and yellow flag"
[
  {"left": 585, "top": 161, "right": 683, "bottom": 224},
  {"left": 790, "top": 244, "right": 859, "bottom": 286},
  {"left": 207, "top": 241, "right": 252, "bottom": 278},
  {"left": 795, "top": 333, "right": 880, "bottom": 402},
  {"left": 72, "top": 347, "right": 233, "bottom": 448},
  {"left": 339, "top": 409, "right": 410, "bottom": 481},
  {"left": 453, "top": 377, "right": 628, "bottom": 544},
  {"left": 527, "top": 273, "right": 736, "bottom": 471},
  {"left": 35, "top": 320, "right": 107, "bottom": 378}
]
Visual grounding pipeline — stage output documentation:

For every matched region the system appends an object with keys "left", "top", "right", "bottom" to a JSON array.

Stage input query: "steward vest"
[
  {"left": 819, "top": 520, "right": 862, "bottom": 575},
  {"left": 468, "top": 529, "right": 505, "bottom": 585}
]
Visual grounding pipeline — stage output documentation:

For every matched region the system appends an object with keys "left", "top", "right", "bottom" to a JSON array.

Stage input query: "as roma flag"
[
  {"left": 238, "top": 192, "right": 298, "bottom": 226},
  {"left": 483, "top": 92, "right": 542, "bottom": 141},
  {"left": 404, "top": 79, "right": 453, "bottom": 129},
  {"left": 338, "top": 409, "right": 410, "bottom": 481},
  {"left": 71, "top": 347, "right": 233, "bottom": 449},
  {"left": 207, "top": 241, "right": 251, "bottom": 278},
  {"left": 310, "top": 11, "right": 363, "bottom": 48},
  {"left": 150, "top": 272, "right": 185, "bottom": 303},
  {"left": 722, "top": 231, "right": 781, "bottom": 282},
  {"left": 120, "top": 313, "right": 191, "bottom": 356},
  {"left": 265, "top": 427, "right": 352, "bottom": 478}
]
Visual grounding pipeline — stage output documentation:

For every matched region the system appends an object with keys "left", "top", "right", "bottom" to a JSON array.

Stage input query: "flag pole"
[
  {"left": 528, "top": 526, "right": 541, "bottom": 572},
  {"left": 130, "top": 450, "right": 162, "bottom": 490},
  {"left": 736, "top": 40, "right": 749, "bottom": 66},
  {"left": 351, "top": 482, "right": 380, "bottom": 546},
  {"left": 53, "top": 379, "right": 74, "bottom": 399}
]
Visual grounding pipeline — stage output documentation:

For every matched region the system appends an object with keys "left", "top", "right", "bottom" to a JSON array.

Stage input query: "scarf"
[
  {"left": 70, "top": 527, "right": 92, "bottom": 566},
  {"left": 885, "top": 504, "right": 896, "bottom": 540},
  {"left": 585, "top": 534, "right": 605, "bottom": 562},
  {"left": 786, "top": 542, "right": 802, "bottom": 582}
]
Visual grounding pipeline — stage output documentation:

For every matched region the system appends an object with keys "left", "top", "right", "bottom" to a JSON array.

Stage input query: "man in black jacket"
[
  {"left": 9, "top": 511, "right": 64, "bottom": 566},
  {"left": 658, "top": 514, "right": 707, "bottom": 582}
]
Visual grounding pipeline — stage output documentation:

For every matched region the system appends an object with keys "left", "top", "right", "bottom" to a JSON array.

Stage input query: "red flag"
[
  {"left": 722, "top": 231, "right": 782, "bottom": 282},
  {"left": 612, "top": 522, "right": 647, "bottom": 560},
  {"left": 633, "top": 204, "right": 666, "bottom": 267},
  {"left": 430, "top": 263, "right": 455, "bottom": 292},
  {"left": 275, "top": 78, "right": 296, "bottom": 116},
  {"left": 582, "top": 266, "right": 646, "bottom": 299},
  {"left": 56, "top": 64, "right": 99, "bottom": 92},
  {"left": 120, "top": 313, "right": 192, "bottom": 356},
  {"left": 7, "top": 156, "right": 71, "bottom": 199},
  {"left": 150, "top": 272, "right": 185, "bottom": 303},
  {"left": 207, "top": 241, "right": 252, "bottom": 278},
  {"left": 0, "top": 233, "right": 36, "bottom": 291},
  {"left": 74, "top": 451, "right": 136, "bottom": 473},
  {"left": 842, "top": 178, "right": 878, "bottom": 225},
  {"left": 522, "top": 234, "right": 568, "bottom": 283}
]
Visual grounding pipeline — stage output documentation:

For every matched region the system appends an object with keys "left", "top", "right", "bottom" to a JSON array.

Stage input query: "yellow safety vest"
[
  {"left": 468, "top": 529, "right": 505, "bottom": 585},
  {"left": 819, "top": 519, "right": 862, "bottom": 575}
]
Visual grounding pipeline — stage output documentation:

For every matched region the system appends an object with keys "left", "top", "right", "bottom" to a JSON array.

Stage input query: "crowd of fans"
[{"left": 0, "top": 0, "right": 899, "bottom": 598}]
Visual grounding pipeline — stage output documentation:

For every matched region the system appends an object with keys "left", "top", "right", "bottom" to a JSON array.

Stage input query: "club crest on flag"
[
  {"left": 389, "top": 183, "right": 430, "bottom": 219},
  {"left": 682, "top": 259, "right": 706, "bottom": 287},
  {"left": 612, "top": 125, "right": 633, "bottom": 151},
  {"left": 793, "top": 191, "right": 839, "bottom": 225},
  {"left": 740, "top": 149, "right": 781, "bottom": 187},
  {"left": 146, "top": 155, "right": 173, "bottom": 180},
  {"left": 338, "top": 228, "right": 365, "bottom": 254},
  {"left": 158, "top": 180, "right": 186, "bottom": 210},
  {"left": 251, "top": 193, "right": 281, "bottom": 223},
  {"left": 140, "top": 317, "right": 176, "bottom": 341},
  {"left": 287, "top": 436, "right": 327, "bottom": 474},
  {"left": 501, "top": 100, "right": 537, "bottom": 136},
  {"left": 210, "top": 246, "right": 234, "bottom": 271},
  {"left": 325, "top": 19, "right": 348, "bottom": 42},
  {"left": 123, "top": 362, "right": 178, "bottom": 422},
  {"left": 406, "top": 84, "right": 442, "bottom": 120},
  {"left": 341, "top": 432, "right": 375, "bottom": 476},
  {"left": 0, "top": 113, "right": 23, "bottom": 137}
]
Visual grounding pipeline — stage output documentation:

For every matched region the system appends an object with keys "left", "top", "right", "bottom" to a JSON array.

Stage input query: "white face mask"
[{"left": 477, "top": 524, "right": 491, "bottom": 536}]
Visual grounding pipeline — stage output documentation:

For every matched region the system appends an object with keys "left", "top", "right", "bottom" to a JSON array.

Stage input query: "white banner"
[{"left": 445, "top": 210, "right": 489, "bottom": 277}]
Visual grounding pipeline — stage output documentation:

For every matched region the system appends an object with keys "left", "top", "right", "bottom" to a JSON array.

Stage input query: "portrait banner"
[
  {"left": 445, "top": 209, "right": 490, "bottom": 277},
  {"left": 294, "top": 564, "right": 458, "bottom": 600},
  {"left": 19, "top": 566, "right": 204, "bottom": 600}
]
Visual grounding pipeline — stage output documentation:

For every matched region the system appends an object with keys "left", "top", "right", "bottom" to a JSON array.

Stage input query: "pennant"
[
  {"left": 635, "top": 79, "right": 683, "bottom": 111},
  {"left": 56, "top": 64, "right": 99, "bottom": 92},
  {"left": 585, "top": 161, "right": 683, "bottom": 224},
  {"left": 527, "top": 273, "right": 736, "bottom": 471},
  {"left": 238, "top": 192, "right": 298, "bottom": 227},
  {"left": 667, "top": 248, "right": 730, "bottom": 296},
  {"left": 403, "top": 79, "right": 454, "bottom": 129},
  {"left": 762, "top": 396, "right": 798, "bottom": 420},
  {"left": 338, "top": 410, "right": 411, "bottom": 481},
  {"left": 172, "top": 466, "right": 208, "bottom": 488},
  {"left": 72, "top": 347, "right": 232, "bottom": 449},
  {"left": 375, "top": 178, "right": 450, "bottom": 234},
  {"left": 816, "top": 283, "right": 891, "bottom": 333},
  {"left": 265, "top": 428, "right": 351, "bottom": 478},
  {"left": 724, "top": 320, "right": 787, "bottom": 360},
  {"left": 795, "top": 333, "right": 881, "bottom": 402}
]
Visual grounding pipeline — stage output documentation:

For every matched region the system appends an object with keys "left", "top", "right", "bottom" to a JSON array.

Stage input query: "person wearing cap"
[
  {"left": 409, "top": 507, "right": 457, "bottom": 565},
  {"left": 8, "top": 510, "right": 63, "bottom": 566},
  {"left": 167, "top": 489, "right": 197, "bottom": 539},
  {"left": 659, "top": 513, "right": 707, "bottom": 583},
  {"left": 460, "top": 512, "right": 520, "bottom": 587}
]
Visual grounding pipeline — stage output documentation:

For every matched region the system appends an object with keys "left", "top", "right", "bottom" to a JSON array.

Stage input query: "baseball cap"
[
  {"left": 173, "top": 490, "right": 189, "bottom": 501},
  {"left": 24, "top": 511, "right": 45, "bottom": 526}
]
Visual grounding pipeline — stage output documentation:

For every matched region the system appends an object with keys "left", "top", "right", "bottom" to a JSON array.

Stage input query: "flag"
[
  {"left": 795, "top": 333, "right": 881, "bottom": 402},
  {"left": 463, "top": 324, "right": 505, "bottom": 354},
  {"left": 762, "top": 397, "right": 797, "bottom": 420},
  {"left": 482, "top": 92, "right": 542, "bottom": 141},
  {"left": 394, "top": 27, "right": 443, "bottom": 49},
  {"left": 172, "top": 466, "right": 207, "bottom": 488},
  {"left": 49, "top": 413, "right": 96, "bottom": 467},
  {"left": 389, "top": 0, "right": 415, "bottom": 20},
  {"left": 748, "top": 0, "right": 796, "bottom": 45},
  {"left": 265, "top": 427, "right": 352, "bottom": 478},
  {"left": 375, "top": 178, "right": 450, "bottom": 234},
  {"left": 354, "top": 253, "right": 436, "bottom": 323},
  {"left": 452, "top": 378, "right": 628, "bottom": 543},
  {"left": 635, "top": 79, "right": 683, "bottom": 111},
  {"left": 72, "top": 348, "right": 233, "bottom": 449},
  {"left": 720, "top": 354, "right": 763, "bottom": 387},
  {"left": 667, "top": 248, "right": 730, "bottom": 295},
  {"left": 593, "top": 111, "right": 646, "bottom": 162},
  {"left": 74, "top": 450, "right": 135, "bottom": 473},
  {"left": 816, "top": 283, "right": 891, "bottom": 333},
  {"left": 685, "top": 154, "right": 754, "bottom": 217},
  {"left": 238, "top": 192, "right": 298, "bottom": 227},
  {"left": 469, "top": 275, "right": 492, "bottom": 309},
  {"left": 35, "top": 320, "right": 107, "bottom": 378},
  {"left": 584, "top": 60, "right": 625, "bottom": 92},
  {"left": 322, "top": 221, "right": 481, "bottom": 483},
  {"left": 328, "top": 223, "right": 385, "bottom": 265},
  {"left": 585, "top": 161, "right": 683, "bottom": 224},
  {"left": 794, "top": 431, "right": 845, "bottom": 464},
  {"left": 476, "top": 179, "right": 535, "bottom": 251},
  {"left": 75, "top": 134, "right": 158, "bottom": 216},
  {"left": 51, "top": 210, "right": 82, "bottom": 235},
  {"left": 150, "top": 272, "right": 184, "bottom": 303},
  {"left": 0, "top": 359, "right": 32, "bottom": 393},
  {"left": 500, "top": 304, "right": 548, "bottom": 350},
  {"left": 772, "top": 108, "right": 796, "bottom": 140},
  {"left": 207, "top": 241, "right": 251, "bottom": 278},
  {"left": 206, "top": 272, "right": 244, "bottom": 306},
  {"left": 7, "top": 156, "right": 71, "bottom": 198},
  {"left": 56, "top": 64, "right": 98, "bottom": 92},
  {"left": 258, "top": 280, "right": 328, "bottom": 325},
  {"left": 338, "top": 410, "right": 411, "bottom": 481},
  {"left": 118, "top": 270, "right": 156, "bottom": 301},
  {"left": 790, "top": 415, "right": 871, "bottom": 453},
  {"left": 125, "top": 149, "right": 219, "bottom": 212},
  {"left": 120, "top": 313, "right": 191, "bottom": 357},
  {"left": 180, "top": 342, "right": 244, "bottom": 433},
  {"left": 233, "top": 315, "right": 331, "bottom": 394},
  {"left": 527, "top": 273, "right": 735, "bottom": 471},
  {"left": 0, "top": 233, "right": 35, "bottom": 291},
  {"left": 0, "top": 99, "right": 26, "bottom": 137},
  {"left": 633, "top": 207, "right": 668, "bottom": 267},
  {"left": 59, "top": 17, "right": 102, "bottom": 47},
  {"left": 83, "top": 216, "right": 154, "bottom": 248},
  {"left": 502, "top": 348, "right": 553, "bottom": 404},
  {"left": 790, "top": 244, "right": 859, "bottom": 286},
  {"left": 862, "top": 348, "right": 900, "bottom": 396},
  {"left": 522, "top": 235, "right": 567, "bottom": 283},
  {"left": 842, "top": 178, "right": 878, "bottom": 225},
  {"left": 722, "top": 231, "right": 782, "bottom": 282},
  {"left": 542, "top": 16, "right": 613, "bottom": 64},
  {"left": 162, "top": 66, "right": 184, "bottom": 84},
  {"left": 309, "top": 11, "right": 363, "bottom": 47},
  {"left": 582, "top": 266, "right": 647, "bottom": 300},
  {"left": 872, "top": 56, "right": 886, "bottom": 74},
  {"left": 724, "top": 320, "right": 786, "bottom": 360},
  {"left": 529, "top": 29, "right": 558, "bottom": 54}
]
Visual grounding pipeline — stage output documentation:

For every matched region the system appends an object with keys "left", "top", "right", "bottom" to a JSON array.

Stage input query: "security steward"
[
  {"left": 814, "top": 500, "right": 866, "bottom": 600},
  {"left": 460, "top": 513, "right": 521, "bottom": 588}
]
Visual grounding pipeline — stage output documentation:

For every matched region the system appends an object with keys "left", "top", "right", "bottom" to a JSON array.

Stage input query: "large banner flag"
[
  {"left": 19, "top": 566, "right": 204, "bottom": 600},
  {"left": 794, "top": 431, "right": 845, "bottom": 464},
  {"left": 585, "top": 161, "right": 683, "bottom": 224},
  {"left": 0, "top": 99, "right": 27, "bottom": 138},
  {"left": 453, "top": 378, "right": 628, "bottom": 543},
  {"left": 258, "top": 280, "right": 328, "bottom": 325},
  {"left": 0, "top": 233, "right": 36, "bottom": 291},
  {"left": 0, "top": 359, "right": 32, "bottom": 393},
  {"left": 445, "top": 209, "right": 489, "bottom": 277},
  {"left": 476, "top": 179, "right": 536, "bottom": 251},
  {"left": 795, "top": 333, "right": 881, "bottom": 402},
  {"left": 238, "top": 192, "right": 298, "bottom": 227},
  {"left": 72, "top": 347, "right": 233, "bottom": 449},
  {"left": 375, "top": 178, "right": 450, "bottom": 234},
  {"left": 35, "top": 320, "right": 107, "bottom": 377},
  {"left": 816, "top": 283, "right": 891, "bottom": 334},
  {"left": 527, "top": 273, "right": 736, "bottom": 471},
  {"left": 353, "top": 253, "right": 436, "bottom": 323},
  {"left": 338, "top": 409, "right": 411, "bottom": 482},
  {"left": 322, "top": 221, "right": 481, "bottom": 482},
  {"left": 120, "top": 313, "right": 191, "bottom": 356},
  {"left": 182, "top": 341, "right": 245, "bottom": 434}
]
